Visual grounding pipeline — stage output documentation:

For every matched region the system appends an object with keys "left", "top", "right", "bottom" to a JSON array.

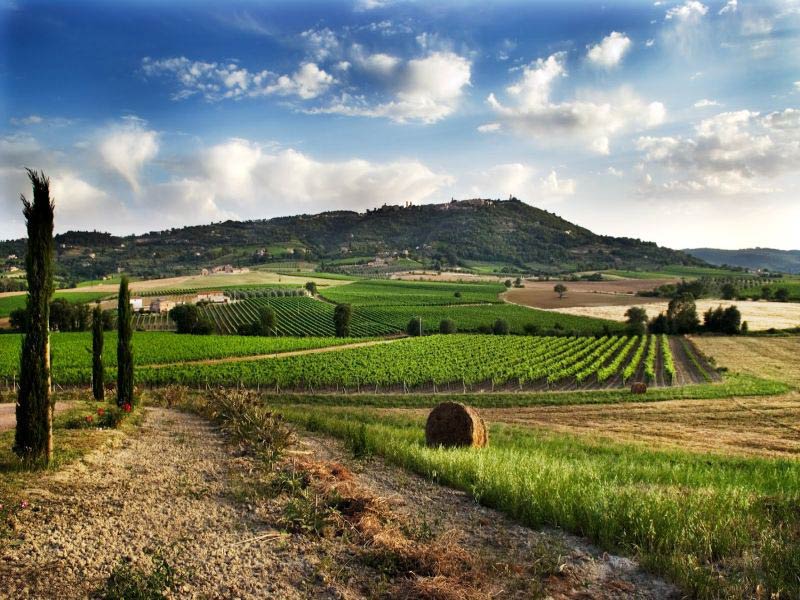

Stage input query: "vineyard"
[
  {"left": 126, "top": 333, "right": 714, "bottom": 392},
  {"left": 0, "top": 331, "right": 368, "bottom": 384}
]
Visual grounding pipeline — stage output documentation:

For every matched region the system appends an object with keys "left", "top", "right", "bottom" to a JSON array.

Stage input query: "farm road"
[
  {"left": 148, "top": 336, "right": 406, "bottom": 369},
  {"left": 0, "top": 401, "right": 75, "bottom": 432}
]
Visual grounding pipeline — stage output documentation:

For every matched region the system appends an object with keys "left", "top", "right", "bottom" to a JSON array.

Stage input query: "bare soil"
[
  {"left": 503, "top": 279, "right": 677, "bottom": 309},
  {"left": 0, "top": 402, "right": 76, "bottom": 432}
]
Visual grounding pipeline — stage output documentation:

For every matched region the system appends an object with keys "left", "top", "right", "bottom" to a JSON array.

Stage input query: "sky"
[{"left": 1, "top": 0, "right": 799, "bottom": 250}]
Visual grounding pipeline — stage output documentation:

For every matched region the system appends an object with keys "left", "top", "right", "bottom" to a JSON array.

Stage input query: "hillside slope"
[
  {"left": 1, "top": 199, "right": 703, "bottom": 281},
  {"left": 684, "top": 247, "right": 800, "bottom": 274}
]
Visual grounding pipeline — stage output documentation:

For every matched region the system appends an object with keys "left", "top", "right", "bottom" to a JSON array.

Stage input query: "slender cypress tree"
[
  {"left": 116, "top": 276, "right": 134, "bottom": 407},
  {"left": 14, "top": 169, "right": 55, "bottom": 463},
  {"left": 92, "top": 303, "right": 105, "bottom": 401}
]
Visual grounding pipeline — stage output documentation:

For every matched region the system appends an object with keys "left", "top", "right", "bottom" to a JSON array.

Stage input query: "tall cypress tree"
[
  {"left": 92, "top": 303, "right": 105, "bottom": 401},
  {"left": 14, "top": 169, "right": 55, "bottom": 463},
  {"left": 116, "top": 276, "right": 134, "bottom": 407}
]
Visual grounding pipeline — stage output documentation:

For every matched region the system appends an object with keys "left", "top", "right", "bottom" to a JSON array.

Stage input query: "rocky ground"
[{"left": 0, "top": 406, "right": 679, "bottom": 599}]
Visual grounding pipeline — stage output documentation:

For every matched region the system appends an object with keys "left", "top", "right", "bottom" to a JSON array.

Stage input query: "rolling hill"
[
  {"left": 684, "top": 247, "right": 800, "bottom": 274},
  {"left": 1, "top": 198, "right": 704, "bottom": 282}
]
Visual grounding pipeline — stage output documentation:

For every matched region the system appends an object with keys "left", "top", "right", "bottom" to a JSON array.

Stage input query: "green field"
[
  {"left": 277, "top": 405, "right": 800, "bottom": 598},
  {"left": 0, "top": 331, "right": 369, "bottom": 383},
  {"left": 739, "top": 279, "right": 800, "bottom": 302},
  {"left": 321, "top": 279, "right": 506, "bottom": 306},
  {"left": 0, "top": 291, "right": 111, "bottom": 318},
  {"left": 603, "top": 265, "right": 752, "bottom": 279}
]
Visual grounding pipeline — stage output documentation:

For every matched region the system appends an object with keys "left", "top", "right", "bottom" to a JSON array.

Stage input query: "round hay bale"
[
  {"left": 630, "top": 382, "right": 647, "bottom": 394},
  {"left": 425, "top": 402, "right": 488, "bottom": 448}
]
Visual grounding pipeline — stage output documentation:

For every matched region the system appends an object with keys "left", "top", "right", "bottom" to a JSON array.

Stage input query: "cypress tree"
[
  {"left": 116, "top": 276, "right": 134, "bottom": 407},
  {"left": 14, "top": 169, "right": 55, "bottom": 463},
  {"left": 333, "top": 303, "right": 351, "bottom": 337},
  {"left": 92, "top": 303, "right": 104, "bottom": 401}
]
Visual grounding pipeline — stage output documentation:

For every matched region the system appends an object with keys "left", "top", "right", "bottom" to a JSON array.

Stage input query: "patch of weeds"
[
  {"left": 346, "top": 423, "right": 369, "bottom": 459},
  {"left": 98, "top": 553, "right": 178, "bottom": 600},
  {"left": 401, "top": 516, "right": 435, "bottom": 542},
  {"left": 282, "top": 488, "right": 335, "bottom": 537}
]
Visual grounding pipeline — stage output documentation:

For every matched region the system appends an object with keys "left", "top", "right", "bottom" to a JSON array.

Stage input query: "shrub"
[
  {"left": 492, "top": 319, "right": 509, "bottom": 335},
  {"left": 439, "top": 319, "right": 457, "bottom": 334}
]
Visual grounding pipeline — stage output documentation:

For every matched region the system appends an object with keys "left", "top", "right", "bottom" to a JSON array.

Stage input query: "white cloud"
[
  {"left": 355, "top": 0, "right": 390, "bottom": 10},
  {"left": 665, "top": 1, "right": 708, "bottom": 22},
  {"left": 175, "top": 138, "right": 453, "bottom": 216},
  {"left": 300, "top": 28, "right": 340, "bottom": 61},
  {"left": 310, "top": 51, "right": 471, "bottom": 123},
  {"left": 477, "top": 122, "right": 501, "bottom": 133},
  {"left": 694, "top": 98, "right": 721, "bottom": 108},
  {"left": 142, "top": 56, "right": 335, "bottom": 101},
  {"left": 636, "top": 108, "right": 800, "bottom": 195},
  {"left": 586, "top": 32, "right": 632, "bottom": 68},
  {"left": 719, "top": 0, "right": 737, "bottom": 15},
  {"left": 98, "top": 118, "right": 158, "bottom": 193},
  {"left": 350, "top": 44, "right": 401, "bottom": 76},
  {"left": 10, "top": 115, "right": 43, "bottom": 126},
  {"left": 465, "top": 163, "right": 575, "bottom": 203},
  {"left": 485, "top": 53, "right": 665, "bottom": 154},
  {"left": 645, "top": 38, "right": 656, "bottom": 47},
  {"left": 795, "top": 81, "right": 800, "bottom": 92},
  {"left": 607, "top": 166, "right": 624, "bottom": 177}
]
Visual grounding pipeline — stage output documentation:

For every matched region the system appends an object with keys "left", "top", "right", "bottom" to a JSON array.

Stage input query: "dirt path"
[
  {"left": 149, "top": 337, "right": 406, "bottom": 369},
  {"left": 0, "top": 401, "right": 75, "bottom": 432},
  {"left": 0, "top": 408, "right": 334, "bottom": 599}
]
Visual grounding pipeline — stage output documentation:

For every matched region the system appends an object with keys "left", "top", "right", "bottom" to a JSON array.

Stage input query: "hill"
[
  {"left": 1, "top": 198, "right": 704, "bottom": 282},
  {"left": 684, "top": 247, "right": 800, "bottom": 274}
]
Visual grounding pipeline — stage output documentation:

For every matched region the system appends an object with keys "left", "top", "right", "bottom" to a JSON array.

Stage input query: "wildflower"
[
  {"left": 20, "top": 500, "right": 29, "bottom": 509},
  {"left": 97, "top": 407, "right": 105, "bottom": 416},
  {"left": 85, "top": 415, "right": 94, "bottom": 423},
  {"left": 122, "top": 403, "right": 132, "bottom": 413}
]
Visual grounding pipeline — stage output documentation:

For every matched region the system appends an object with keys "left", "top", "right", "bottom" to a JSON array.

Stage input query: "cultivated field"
[
  {"left": 503, "top": 279, "right": 675, "bottom": 309},
  {"left": 543, "top": 299, "right": 800, "bottom": 331}
]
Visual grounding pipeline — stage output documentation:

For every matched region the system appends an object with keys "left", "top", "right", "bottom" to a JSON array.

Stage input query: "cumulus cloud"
[
  {"left": 636, "top": 108, "right": 800, "bottom": 195},
  {"left": 168, "top": 138, "right": 453, "bottom": 217},
  {"left": 300, "top": 27, "right": 340, "bottom": 61},
  {"left": 665, "top": 1, "right": 708, "bottom": 22},
  {"left": 98, "top": 118, "right": 159, "bottom": 193},
  {"left": 465, "top": 163, "right": 575, "bottom": 203},
  {"left": 310, "top": 51, "right": 471, "bottom": 123},
  {"left": 142, "top": 56, "right": 335, "bottom": 101},
  {"left": 483, "top": 53, "right": 665, "bottom": 154},
  {"left": 350, "top": 44, "right": 401, "bottom": 76},
  {"left": 586, "top": 32, "right": 632, "bottom": 68},
  {"left": 719, "top": 0, "right": 737, "bottom": 15}
]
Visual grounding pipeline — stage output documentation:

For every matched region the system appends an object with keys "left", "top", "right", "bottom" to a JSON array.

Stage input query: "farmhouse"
[
  {"left": 196, "top": 290, "right": 227, "bottom": 304},
  {"left": 150, "top": 298, "right": 177, "bottom": 313},
  {"left": 130, "top": 298, "right": 144, "bottom": 311}
]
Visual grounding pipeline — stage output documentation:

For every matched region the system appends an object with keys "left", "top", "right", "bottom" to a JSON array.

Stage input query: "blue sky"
[{"left": 1, "top": 0, "right": 799, "bottom": 249}]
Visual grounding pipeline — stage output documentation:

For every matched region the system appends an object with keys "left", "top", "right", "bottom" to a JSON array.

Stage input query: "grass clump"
[{"left": 99, "top": 554, "right": 178, "bottom": 600}]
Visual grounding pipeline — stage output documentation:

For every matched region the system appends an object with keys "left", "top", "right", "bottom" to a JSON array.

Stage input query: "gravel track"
[{"left": 0, "top": 408, "right": 332, "bottom": 599}]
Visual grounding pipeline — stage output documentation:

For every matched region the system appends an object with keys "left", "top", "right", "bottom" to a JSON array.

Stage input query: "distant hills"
[
  {"left": 684, "top": 248, "right": 800, "bottom": 274},
  {"left": 1, "top": 198, "right": 704, "bottom": 282}
]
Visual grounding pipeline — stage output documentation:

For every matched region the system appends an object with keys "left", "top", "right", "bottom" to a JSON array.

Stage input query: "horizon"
[{"left": 2, "top": 0, "right": 799, "bottom": 250}]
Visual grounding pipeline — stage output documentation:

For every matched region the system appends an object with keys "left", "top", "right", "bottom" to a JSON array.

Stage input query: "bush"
[
  {"left": 523, "top": 323, "right": 540, "bottom": 336},
  {"left": 492, "top": 319, "right": 510, "bottom": 335},
  {"left": 439, "top": 319, "right": 456, "bottom": 334},
  {"left": 406, "top": 317, "right": 423, "bottom": 336}
]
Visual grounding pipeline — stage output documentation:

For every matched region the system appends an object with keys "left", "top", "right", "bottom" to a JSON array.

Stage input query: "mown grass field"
[{"left": 0, "top": 291, "right": 110, "bottom": 318}]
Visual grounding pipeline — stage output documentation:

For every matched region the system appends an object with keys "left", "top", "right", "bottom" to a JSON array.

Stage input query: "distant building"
[
  {"left": 130, "top": 298, "right": 144, "bottom": 311},
  {"left": 150, "top": 298, "right": 177, "bottom": 313},
  {"left": 196, "top": 290, "right": 227, "bottom": 304}
]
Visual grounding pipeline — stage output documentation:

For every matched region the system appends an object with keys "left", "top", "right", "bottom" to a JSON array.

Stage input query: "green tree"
[
  {"left": 504, "top": 279, "right": 512, "bottom": 288},
  {"left": 492, "top": 318, "right": 510, "bottom": 335},
  {"left": 624, "top": 306, "right": 648, "bottom": 335},
  {"left": 648, "top": 312, "right": 669, "bottom": 334},
  {"left": 720, "top": 282, "right": 737, "bottom": 300},
  {"left": 406, "top": 316, "right": 423, "bottom": 336},
  {"left": 761, "top": 285, "right": 772, "bottom": 300},
  {"left": 666, "top": 293, "right": 700, "bottom": 334},
  {"left": 333, "top": 303, "right": 351, "bottom": 337},
  {"left": 170, "top": 304, "right": 213, "bottom": 334},
  {"left": 554, "top": 283, "right": 567, "bottom": 299},
  {"left": 305, "top": 281, "right": 318, "bottom": 295},
  {"left": 92, "top": 303, "right": 104, "bottom": 401},
  {"left": 258, "top": 306, "right": 276, "bottom": 335},
  {"left": 9, "top": 307, "right": 27, "bottom": 332},
  {"left": 117, "top": 276, "right": 134, "bottom": 407},
  {"left": 14, "top": 170, "right": 55, "bottom": 463},
  {"left": 774, "top": 287, "right": 790, "bottom": 302},
  {"left": 439, "top": 318, "right": 456, "bottom": 334}
]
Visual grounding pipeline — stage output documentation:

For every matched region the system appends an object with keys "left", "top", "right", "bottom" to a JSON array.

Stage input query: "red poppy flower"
[
  {"left": 85, "top": 415, "right": 94, "bottom": 423},
  {"left": 97, "top": 408, "right": 105, "bottom": 416}
]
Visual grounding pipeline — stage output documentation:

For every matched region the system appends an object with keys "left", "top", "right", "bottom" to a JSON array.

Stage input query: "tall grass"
[{"left": 280, "top": 406, "right": 800, "bottom": 598}]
